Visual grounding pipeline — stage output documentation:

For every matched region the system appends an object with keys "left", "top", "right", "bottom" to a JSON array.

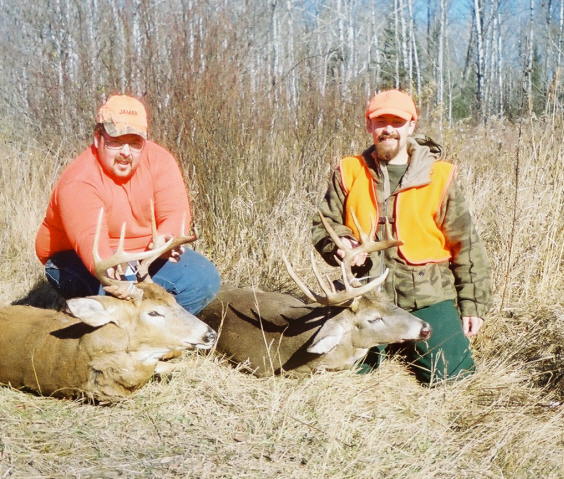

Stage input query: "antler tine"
[
  {"left": 317, "top": 209, "right": 349, "bottom": 251},
  {"left": 92, "top": 207, "right": 169, "bottom": 287},
  {"left": 136, "top": 208, "right": 198, "bottom": 281},
  {"left": 282, "top": 255, "right": 318, "bottom": 303},
  {"left": 150, "top": 199, "right": 158, "bottom": 246},
  {"left": 284, "top": 250, "right": 391, "bottom": 307},
  {"left": 350, "top": 210, "right": 372, "bottom": 245},
  {"left": 337, "top": 258, "right": 355, "bottom": 291},
  {"left": 317, "top": 210, "right": 361, "bottom": 280},
  {"left": 92, "top": 208, "right": 105, "bottom": 266},
  {"left": 314, "top": 209, "right": 402, "bottom": 302},
  {"left": 318, "top": 209, "right": 401, "bottom": 289},
  {"left": 328, "top": 268, "right": 390, "bottom": 304},
  {"left": 349, "top": 209, "right": 403, "bottom": 255},
  {"left": 309, "top": 251, "right": 338, "bottom": 298}
]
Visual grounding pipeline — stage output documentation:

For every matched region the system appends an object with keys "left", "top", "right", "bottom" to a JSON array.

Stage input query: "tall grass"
[{"left": 0, "top": 110, "right": 562, "bottom": 477}]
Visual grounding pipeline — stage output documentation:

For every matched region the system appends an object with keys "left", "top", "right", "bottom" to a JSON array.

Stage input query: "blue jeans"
[{"left": 45, "top": 249, "right": 221, "bottom": 315}]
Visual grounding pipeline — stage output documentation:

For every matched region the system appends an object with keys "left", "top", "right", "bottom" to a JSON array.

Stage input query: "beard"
[{"left": 374, "top": 135, "right": 400, "bottom": 162}]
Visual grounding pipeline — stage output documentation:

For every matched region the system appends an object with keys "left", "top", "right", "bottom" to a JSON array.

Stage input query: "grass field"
[{"left": 0, "top": 114, "right": 562, "bottom": 478}]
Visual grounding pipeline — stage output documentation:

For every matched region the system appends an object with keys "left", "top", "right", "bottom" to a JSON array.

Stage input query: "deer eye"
[
  {"left": 367, "top": 317, "right": 383, "bottom": 324},
  {"left": 148, "top": 310, "right": 164, "bottom": 318}
]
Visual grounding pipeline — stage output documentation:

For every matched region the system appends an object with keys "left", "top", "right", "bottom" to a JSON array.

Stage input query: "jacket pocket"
[{"left": 391, "top": 261, "right": 457, "bottom": 311}]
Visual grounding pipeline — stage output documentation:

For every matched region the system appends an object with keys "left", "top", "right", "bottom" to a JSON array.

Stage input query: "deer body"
[
  {"left": 0, "top": 206, "right": 217, "bottom": 401},
  {"left": 199, "top": 284, "right": 430, "bottom": 377},
  {"left": 0, "top": 283, "right": 217, "bottom": 401}
]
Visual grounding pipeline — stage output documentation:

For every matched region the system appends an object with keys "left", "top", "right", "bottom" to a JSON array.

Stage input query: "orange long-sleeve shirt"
[{"left": 35, "top": 141, "right": 191, "bottom": 274}]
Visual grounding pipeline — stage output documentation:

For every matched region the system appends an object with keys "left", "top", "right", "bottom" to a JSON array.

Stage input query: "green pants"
[{"left": 357, "top": 300, "right": 475, "bottom": 385}]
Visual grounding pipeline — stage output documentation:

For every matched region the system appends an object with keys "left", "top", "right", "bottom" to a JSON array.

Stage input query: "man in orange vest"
[{"left": 312, "top": 89, "right": 491, "bottom": 384}]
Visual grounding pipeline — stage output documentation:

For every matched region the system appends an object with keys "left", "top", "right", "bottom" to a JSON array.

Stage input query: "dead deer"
[
  {"left": 0, "top": 206, "right": 217, "bottom": 402},
  {"left": 199, "top": 212, "right": 431, "bottom": 377}
]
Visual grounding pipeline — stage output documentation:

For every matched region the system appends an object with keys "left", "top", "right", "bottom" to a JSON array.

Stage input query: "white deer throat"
[{"left": 132, "top": 348, "right": 172, "bottom": 365}]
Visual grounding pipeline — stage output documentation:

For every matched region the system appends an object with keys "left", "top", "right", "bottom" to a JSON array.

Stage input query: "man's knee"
[
  {"left": 411, "top": 347, "right": 476, "bottom": 386},
  {"left": 196, "top": 262, "right": 221, "bottom": 305},
  {"left": 180, "top": 250, "right": 221, "bottom": 297},
  {"left": 408, "top": 300, "right": 476, "bottom": 385},
  {"left": 152, "top": 250, "right": 221, "bottom": 314}
]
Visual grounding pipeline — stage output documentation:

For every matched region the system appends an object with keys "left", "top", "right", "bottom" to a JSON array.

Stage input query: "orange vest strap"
[{"left": 339, "top": 156, "right": 379, "bottom": 239}]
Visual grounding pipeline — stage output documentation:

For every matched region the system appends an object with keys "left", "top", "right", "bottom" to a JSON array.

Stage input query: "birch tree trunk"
[
  {"left": 370, "top": 1, "right": 381, "bottom": 88},
  {"left": 286, "top": 0, "right": 297, "bottom": 110},
  {"left": 399, "top": 0, "right": 409, "bottom": 81},
  {"left": 483, "top": 0, "right": 493, "bottom": 116},
  {"left": 526, "top": 0, "right": 535, "bottom": 113},
  {"left": 437, "top": 0, "right": 446, "bottom": 126},
  {"left": 473, "top": 0, "right": 485, "bottom": 118},
  {"left": 131, "top": 0, "right": 142, "bottom": 95},
  {"left": 408, "top": 0, "right": 421, "bottom": 95},
  {"left": 270, "top": 0, "right": 279, "bottom": 88},
  {"left": 346, "top": 0, "right": 355, "bottom": 87},
  {"left": 85, "top": 0, "right": 99, "bottom": 95},
  {"left": 336, "top": 0, "right": 346, "bottom": 92},
  {"left": 109, "top": 0, "right": 126, "bottom": 91},
  {"left": 558, "top": 0, "right": 564, "bottom": 72},
  {"left": 394, "top": 0, "right": 401, "bottom": 87},
  {"left": 496, "top": 4, "right": 503, "bottom": 115}
]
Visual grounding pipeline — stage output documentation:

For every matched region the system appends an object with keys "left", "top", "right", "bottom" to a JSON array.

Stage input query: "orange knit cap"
[
  {"left": 366, "top": 90, "right": 417, "bottom": 121},
  {"left": 96, "top": 95, "right": 148, "bottom": 138}
]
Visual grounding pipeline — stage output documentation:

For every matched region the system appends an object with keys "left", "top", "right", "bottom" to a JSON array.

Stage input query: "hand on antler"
[
  {"left": 318, "top": 210, "right": 401, "bottom": 282},
  {"left": 335, "top": 237, "right": 368, "bottom": 267},
  {"left": 92, "top": 201, "right": 196, "bottom": 300},
  {"left": 105, "top": 266, "right": 124, "bottom": 281},
  {"left": 149, "top": 233, "right": 185, "bottom": 263},
  {"left": 103, "top": 282, "right": 142, "bottom": 301}
]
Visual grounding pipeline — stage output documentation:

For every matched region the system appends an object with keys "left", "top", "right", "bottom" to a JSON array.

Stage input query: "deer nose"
[
  {"left": 205, "top": 329, "right": 218, "bottom": 345},
  {"left": 420, "top": 323, "right": 432, "bottom": 340}
]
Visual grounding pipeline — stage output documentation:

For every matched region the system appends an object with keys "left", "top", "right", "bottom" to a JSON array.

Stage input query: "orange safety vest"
[{"left": 339, "top": 155, "right": 455, "bottom": 265}]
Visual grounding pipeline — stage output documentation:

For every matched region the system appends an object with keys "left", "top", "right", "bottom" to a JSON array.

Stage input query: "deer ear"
[
  {"left": 65, "top": 298, "right": 114, "bottom": 327},
  {"left": 307, "top": 321, "right": 346, "bottom": 354}
]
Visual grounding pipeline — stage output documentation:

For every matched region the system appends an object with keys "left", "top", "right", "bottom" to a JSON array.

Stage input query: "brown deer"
[
  {"left": 199, "top": 212, "right": 431, "bottom": 377},
  {"left": 0, "top": 207, "right": 217, "bottom": 402}
]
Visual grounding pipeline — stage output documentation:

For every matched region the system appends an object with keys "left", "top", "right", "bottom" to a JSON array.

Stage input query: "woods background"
[
  {"left": 1, "top": 0, "right": 563, "bottom": 137},
  {"left": 0, "top": 1, "right": 562, "bottom": 478}
]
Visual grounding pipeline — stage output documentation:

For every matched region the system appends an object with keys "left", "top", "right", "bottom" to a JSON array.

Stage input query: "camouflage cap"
[{"left": 96, "top": 95, "right": 148, "bottom": 139}]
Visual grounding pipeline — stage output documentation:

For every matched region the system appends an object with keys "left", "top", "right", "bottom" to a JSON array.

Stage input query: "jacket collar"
[{"left": 362, "top": 135, "right": 442, "bottom": 191}]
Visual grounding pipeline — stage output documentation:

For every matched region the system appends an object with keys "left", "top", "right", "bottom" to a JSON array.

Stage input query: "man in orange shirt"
[{"left": 36, "top": 95, "right": 220, "bottom": 314}]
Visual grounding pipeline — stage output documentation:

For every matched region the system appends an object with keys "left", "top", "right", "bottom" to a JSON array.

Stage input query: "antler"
[
  {"left": 135, "top": 200, "right": 197, "bottom": 281},
  {"left": 283, "top": 253, "right": 389, "bottom": 307},
  {"left": 92, "top": 201, "right": 197, "bottom": 297},
  {"left": 317, "top": 209, "right": 401, "bottom": 286},
  {"left": 282, "top": 210, "right": 401, "bottom": 308}
]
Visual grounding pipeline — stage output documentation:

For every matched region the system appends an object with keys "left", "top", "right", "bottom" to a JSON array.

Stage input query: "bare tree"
[
  {"left": 407, "top": 0, "right": 421, "bottom": 95},
  {"left": 526, "top": 0, "right": 535, "bottom": 113},
  {"left": 0, "top": 0, "right": 562, "bottom": 133},
  {"left": 436, "top": 0, "right": 447, "bottom": 127},
  {"left": 473, "top": 0, "right": 486, "bottom": 119}
]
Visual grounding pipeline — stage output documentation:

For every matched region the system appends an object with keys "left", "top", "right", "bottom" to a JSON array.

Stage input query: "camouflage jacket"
[{"left": 312, "top": 136, "right": 491, "bottom": 318}]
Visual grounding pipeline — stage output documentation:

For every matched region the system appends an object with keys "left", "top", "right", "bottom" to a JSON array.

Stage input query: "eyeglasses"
[
  {"left": 370, "top": 117, "right": 409, "bottom": 128},
  {"left": 102, "top": 133, "right": 145, "bottom": 153}
]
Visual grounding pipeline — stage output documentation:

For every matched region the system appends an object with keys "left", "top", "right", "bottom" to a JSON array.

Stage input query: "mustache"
[{"left": 377, "top": 133, "right": 399, "bottom": 141}]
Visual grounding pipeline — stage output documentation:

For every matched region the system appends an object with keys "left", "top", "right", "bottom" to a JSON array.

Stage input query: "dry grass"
[
  {"left": 1, "top": 356, "right": 561, "bottom": 478},
  {"left": 0, "top": 115, "right": 562, "bottom": 478}
]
